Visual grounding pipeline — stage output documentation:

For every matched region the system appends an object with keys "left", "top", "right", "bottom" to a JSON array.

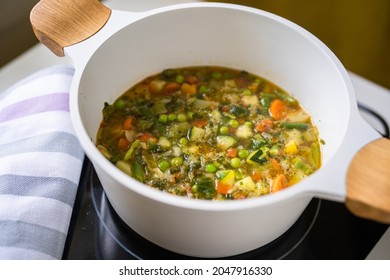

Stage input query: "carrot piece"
[
  {"left": 117, "top": 138, "right": 130, "bottom": 150},
  {"left": 251, "top": 171, "right": 263, "bottom": 182},
  {"left": 269, "top": 158, "right": 282, "bottom": 171},
  {"left": 181, "top": 83, "right": 197, "bottom": 95},
  {"left": 185, "top": 75, "right": 199, "bottom": 85},
  {"left": 227, "top": 148, "right": 238, "bottom": 158},
  {"left": 168, "top": 173, "right": 181, "bottom": 184},
  {"left": 122, "top": 117, "right": 134, "bottom": 130},
  {"left": 271, "top": 174, "right": 287, "bottom": 193},
  {"left": 191, "top": 119, "right": 207, "bottom": 128},
  {"left": 164, "top": 82, "right": 181, "bottom": 93},
  {"left": 269, "top": 99, "right": 287, "bottom": 120},
  {"left": 137, "top": 132, "right": 154, "bottom": 142},
  {"left": 217, "top": 181, "right": 233, "bottom": 195},
  {"left": 255, "top": 119, "right": 273, "bottom": 132}
]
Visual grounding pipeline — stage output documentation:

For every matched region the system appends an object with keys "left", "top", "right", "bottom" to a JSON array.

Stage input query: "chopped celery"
[{"left": 124, "top": 140, "right": 140, "bottom": 160}]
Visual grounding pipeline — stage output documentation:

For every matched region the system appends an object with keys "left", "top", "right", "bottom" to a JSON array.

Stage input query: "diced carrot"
[
  {"left": 269, "top": 158, "right": 282, "bottom": 171},
  {"left": 255, "top": 119, "right": 273, "bottom": 132},
  {"left": 271, "top": 174, "right": 287, "bottom": 193},
  {"left": 235, "top": 76, "right": 250, "bottom": 88},
  {"left": 181, "top": 83, "right": 197, "bottom": 95},
  {"left": 122, "top": 117, "right": 134, "bottom": 130},
  {"left": 168, "top": 173, "right": 181, "bottom": 184},
  {"left": 191, "top": 119, "right": 207, "bottom": 128},
  {"left": 217, "top": 181, "right": 233, "bottom": 195},
  {"left": 227, "top": 148, "right": 238, "bottom": 158},
  {"left": 269, "top": 99, "right": 287, "bottom": 120},
  {"left": 164, "top": 82, "right": 181, "bottom": 93},
  {"left": 251, "top": 171, "right": 263, "bottom": 182},
  {"left": 137, "top": 132, "right": 154, "bottom": 142},
  {"left": 117, "top": 138, "right": 130, "bottom": 150},
  {"left": 185, "top": 75, "right": 199, "bottom": 85}
]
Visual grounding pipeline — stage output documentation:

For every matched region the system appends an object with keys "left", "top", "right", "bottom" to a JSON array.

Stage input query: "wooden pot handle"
[
  {"left": 30, "top": 0, "right": 111, "bottom": 56},
  {"left": 346, "top": 137, "right": 390, "bottom": 224}
]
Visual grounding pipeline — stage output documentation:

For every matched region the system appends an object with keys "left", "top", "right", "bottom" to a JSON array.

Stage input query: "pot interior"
[{"left": 77, "top": 4, "right": 351, "bottom": 176}]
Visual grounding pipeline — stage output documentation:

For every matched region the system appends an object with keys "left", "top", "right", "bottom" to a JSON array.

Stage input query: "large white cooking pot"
[{"left": 31, "top": 0, "right": 390, "bottom": 257}]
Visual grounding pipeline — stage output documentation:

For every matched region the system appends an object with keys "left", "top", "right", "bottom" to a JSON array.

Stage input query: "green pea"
[
  {"left": 238, "top": 149, "right": 249, "bottom": 158},
  {"left": 242, "top": 89, "right": 252, "bottom": 96},
  {"left": 114, "top": 99, "right": 125, "bottom": 109},
  {"left": 230, "top": 158, "right": 241, "bottom": 168},
  {"left": 219, "top": 126, "right": 229, "bottom": 135},
  {"left": 205, "top": 163, "right": 217, "bottom": 173},
  {"left": 158, "top": 160, "right": 170, "bottom": 172},
  {"left": 212, "top": 72, "right": 222, "bottom": 79},
  {"left": 159, "top": 114, "right": 168, "bottom": 123},
  {"left": 199, "top": 85, "right": 208, "bottom": 93},
  {"left": 244, "top": 121, "right": 253, "bottom": 128},
  {"left": 177, "top": 113, "right": 187, "bottom": 122},
  {"left": 171, "top": 157, "right": 183, "bottom": 167},
  {"left": 187, "top": 112, "right": 194, "bottom": 120},
  {"left": 179, "top": 137, "right": 188, "bottom": 147},
  {"left": 176, "top": 75, "right": 185, "bottom": 84},
  {"left": 168, "top": 113, "right": 177, "bottom": 122},
  {"left": 228, "top": 119, "right": 239, "bottom": 129}
]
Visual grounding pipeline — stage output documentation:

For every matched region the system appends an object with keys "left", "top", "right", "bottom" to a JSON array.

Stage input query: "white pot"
[{"left": 31, "top": 1, "right": 390, "bottom": 258}]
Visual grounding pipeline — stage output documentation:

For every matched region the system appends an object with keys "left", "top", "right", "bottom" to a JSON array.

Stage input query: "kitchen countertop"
[{"left": 1, "top": 0, "right": 389, "bottom": 260}]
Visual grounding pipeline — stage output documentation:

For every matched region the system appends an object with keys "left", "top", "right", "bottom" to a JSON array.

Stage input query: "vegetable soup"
[{"left": 96, "top": 66, "right": 322, "bottom": 200}]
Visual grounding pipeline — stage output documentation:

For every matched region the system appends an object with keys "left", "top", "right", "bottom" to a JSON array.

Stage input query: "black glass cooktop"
[{"left": 62, "top": 103, "right": 389, "bottom": 260}]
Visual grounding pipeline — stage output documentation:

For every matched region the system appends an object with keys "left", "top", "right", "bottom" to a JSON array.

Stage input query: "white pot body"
[{"left": 66, "top": 3, "right": 380, "bottom": 257}]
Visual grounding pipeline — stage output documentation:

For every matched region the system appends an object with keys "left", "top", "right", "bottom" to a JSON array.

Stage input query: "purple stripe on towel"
[{"left": 0, "top": 93, "right": 70, "bottom": 122}]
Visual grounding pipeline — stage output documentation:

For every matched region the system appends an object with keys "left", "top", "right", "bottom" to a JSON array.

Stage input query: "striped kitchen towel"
[{"left": 0, "top": 66, "right": 84, "bottom": 259}]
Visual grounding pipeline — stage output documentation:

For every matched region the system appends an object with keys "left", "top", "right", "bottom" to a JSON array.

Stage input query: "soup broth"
[{"left": 96, "top": 66, "right": 321, "bottom": 200}]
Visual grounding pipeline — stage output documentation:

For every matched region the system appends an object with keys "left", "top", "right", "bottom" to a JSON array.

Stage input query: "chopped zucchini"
[
  {"left": 167, "top": 122, "right": 191, "bottom": 138},
  {"left": 247, "top": 147, "right": 268, "bottom": 164},
  {"left": 242, "top": 95, "right": 259, "bottom": 106},
  {"left": 230, "top": 104, "right": 249, "bottom": 117},
  {"left": 216, "top": 135, "right": 237, "bottom": 150},
  {"left": 192, "top": 177, "right": 216, "bottom": 199},
  {"left": 188, "top": 126, "right": 206, "bottom": 142},
  {"left": 234, "top": 176, "right": 256, "bottom": 192},
  {"left": 157, "top": 136, "right": 171, "bottom": 148}
]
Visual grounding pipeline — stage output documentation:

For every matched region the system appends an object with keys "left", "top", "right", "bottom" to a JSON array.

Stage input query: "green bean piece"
[
  {"left": 280, "top": 122, "right": 309, "bottom": 130},
  {"left": 275, "top": 90, "right": 297, "bottom": 104},
  {"left": 311, "top": 142, "right": 321, "bottom": 169}
]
